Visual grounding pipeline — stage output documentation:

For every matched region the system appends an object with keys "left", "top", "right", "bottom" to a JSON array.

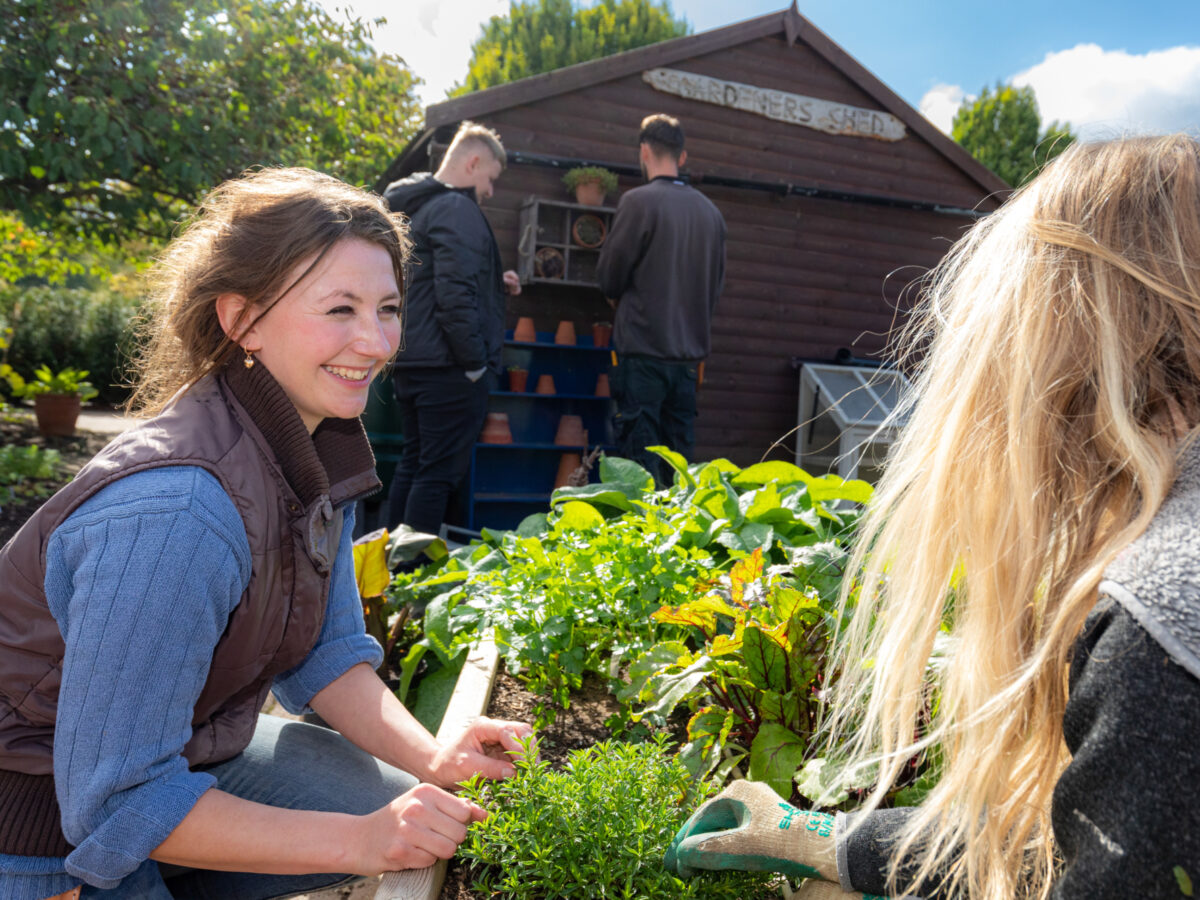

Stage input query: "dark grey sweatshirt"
[
  {"left": 595, "top": 176, "right": 726, "bottom": 361},
  {"left": 838, "top": 447, "right": 1200, "bottom": 899}
]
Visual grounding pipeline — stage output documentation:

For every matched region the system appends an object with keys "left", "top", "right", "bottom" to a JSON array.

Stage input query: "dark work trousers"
[
  {"left": 386, "top": 366, "right": 493, "bottom": 536},
  {"left": 611, "top": 354, "right": 698, "bottom": 486}
]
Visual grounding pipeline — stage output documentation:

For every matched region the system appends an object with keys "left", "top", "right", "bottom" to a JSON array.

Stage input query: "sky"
[{"left": 317, "top": 0, "right": 1200, "bottom": 139}]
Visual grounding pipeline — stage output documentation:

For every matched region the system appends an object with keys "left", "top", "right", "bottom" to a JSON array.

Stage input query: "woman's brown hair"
[{"left": 128, "top": 167, "right": 410, "bottom": 415}]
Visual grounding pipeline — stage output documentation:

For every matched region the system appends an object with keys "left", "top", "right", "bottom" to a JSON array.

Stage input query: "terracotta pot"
[
  {"left": 479, "top": 412, "right": 513, "bottom": 444},
  {"left": 554, "top": 320, "right": 576, "bottom": 346},
  {"left": 508, "top": 369, "right": 529, "bottom": 392},
  {"left": 534, "top": 246, "right": 564, "bottom": 280},
  {"left": 591, "top": 322, "right": 612, "bottom": 348},
  {"left": 573, "top": 181, "right": 606, "bottom": 207},
  {"left": 571, "top": 214, "right": 607, "bottom": 249},
  {"left": 554, "top": 452, "right": 584, "bottom": 490},
  {"left": 513, "top": 316, "right": 537, "bottom": 343},
  {"left": 554, "top": 414, "right": 587, "bottom": 446},
  {"left": 535, "top": 374, "right": 556, "bottom": 395},
  {"left": 594, "top": 373, "right": 610, "bottom": 397},
  {"left": 33, "top": 393, "right": 82, "bottom": 437}
]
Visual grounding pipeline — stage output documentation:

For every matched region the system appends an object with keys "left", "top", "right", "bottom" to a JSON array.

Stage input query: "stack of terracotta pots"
[
  {"left": 535, "top": 374, "right": 556, "bottom": 395},
  {"left": 554, "top": 320, "right": 576, "bottom": 345},
  {"left": 479, "top": 412, "right": 513, "bottom": 444},
  {"left": 513, "top": 317, "right": 537, "bottom": 343}
]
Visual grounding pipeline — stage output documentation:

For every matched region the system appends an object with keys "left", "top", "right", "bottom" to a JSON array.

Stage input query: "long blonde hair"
[{"left": 826, "top": 135, "right": 1200, "bottom": 899}]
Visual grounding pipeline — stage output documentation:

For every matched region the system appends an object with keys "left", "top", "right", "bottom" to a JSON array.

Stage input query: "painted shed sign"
[{"left": 642, "top": 67, "right": 906, "bottom": 142}]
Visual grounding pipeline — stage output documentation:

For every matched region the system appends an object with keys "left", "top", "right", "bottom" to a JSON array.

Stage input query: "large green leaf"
[
  {"left": 551, "top": 481, "right": 635, "bottom": 510},
  {"left": 731, "top": 460, "right": 809, "bottom": 488},
  {"left": 647, "top": 445, "right": 695, "bottom": 488},
  {"left": 743, "top": 623, "right": 790, "bottom": 694},
  {"left": 555, "top": 500, "right": 606, "bottom": 531},
  {"left": 599, "top": 455, "right": 655, "bottom": 490},
  {"left": 749, "top": 723, "right": 808, "bottom": 798}
]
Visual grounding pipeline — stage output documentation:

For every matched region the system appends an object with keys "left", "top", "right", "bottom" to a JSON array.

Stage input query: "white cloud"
[
  {"left": 1013, "top": 43, "right": 1200, "bottom": 139},
  {"left": 919, "top": 82, "right": 972, "bottom": 133},
  {"left": 316, "top": 0, "right": 510, "bottom": 106},
  {"left": 919, "top": 44, "right": 1200, "bottom": 140}
]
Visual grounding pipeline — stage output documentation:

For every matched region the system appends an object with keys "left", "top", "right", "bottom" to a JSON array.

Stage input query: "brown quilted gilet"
[{"left": 0, "top": 360, "right": 380, "bottom": 857}]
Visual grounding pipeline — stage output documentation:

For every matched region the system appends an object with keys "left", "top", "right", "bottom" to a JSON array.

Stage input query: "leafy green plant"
[
  {"left": 0, "top": 284, "right": 142, "bottom": 403},
  {"left": 0, "top": 443, "right": 62, "bottom": 504},
  {"left": 6, "top": 365, "right": 98, "bottom": 401},
  {"left": 621, "top": 532, "right": 862, "bottom": 800},
  {"left": 389, "top": 451, "right": 875, "bottom": 729},
  {"left": 563, "top": 165, "right": 618, "bottom": 196},
  {"left": 458, "top": 735, "right": 777, "bottom": 899}
]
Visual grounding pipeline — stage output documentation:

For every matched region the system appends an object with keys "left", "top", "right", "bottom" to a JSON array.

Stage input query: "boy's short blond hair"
[{"left": 445, "top": 120, "right": 507, "bottom": 169}]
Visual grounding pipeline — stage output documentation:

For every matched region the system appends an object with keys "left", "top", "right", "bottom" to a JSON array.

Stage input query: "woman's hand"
[
  {"left": 425, "top": 716, "right": 533, "bottom": 787},
  {"left": 349, "top": 782, "right": 486, "bottom": 874}
]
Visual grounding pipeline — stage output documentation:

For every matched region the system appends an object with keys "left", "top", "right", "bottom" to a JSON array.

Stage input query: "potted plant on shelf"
[
  {"left": 5, "top": 365, "right": 99, "bottom": 437},
  {"left": 563, "top": 166, "right": 618, "bottom": 207}
]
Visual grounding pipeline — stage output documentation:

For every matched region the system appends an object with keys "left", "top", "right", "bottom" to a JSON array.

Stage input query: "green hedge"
[{"left": 0, "top": 284, "right": 143, "bottom": 404}]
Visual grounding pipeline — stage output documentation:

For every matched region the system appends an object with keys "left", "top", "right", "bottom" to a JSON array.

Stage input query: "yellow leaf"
[{"left": 352, "top": 527, "right": 390, "bottom": 597}]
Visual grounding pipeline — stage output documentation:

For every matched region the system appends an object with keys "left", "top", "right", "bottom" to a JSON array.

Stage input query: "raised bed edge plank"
[{"left": 375, "top": 635, "right": 500, "bottom": 900}]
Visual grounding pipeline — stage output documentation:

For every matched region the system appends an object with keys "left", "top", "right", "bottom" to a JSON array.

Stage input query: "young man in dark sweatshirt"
[{"left": 596, "top": 114, "right": 727, "bottom": 484}]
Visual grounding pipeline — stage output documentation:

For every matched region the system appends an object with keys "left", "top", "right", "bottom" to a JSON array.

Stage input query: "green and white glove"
[{"left": 664, "top": 780, "right": 840, "bottom": 883}]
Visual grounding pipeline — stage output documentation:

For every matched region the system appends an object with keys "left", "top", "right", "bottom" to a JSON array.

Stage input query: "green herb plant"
[
  {"left": 458, "top": 734, "right": 777, "bottom": 900},
  {"left": 563, "top": 165, "right": 618, "bottom": 196}
]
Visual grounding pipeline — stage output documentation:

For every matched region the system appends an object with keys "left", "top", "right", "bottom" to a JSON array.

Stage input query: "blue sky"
[{"left": 319, "top": 0, "right": 1200, "bottom": 137}]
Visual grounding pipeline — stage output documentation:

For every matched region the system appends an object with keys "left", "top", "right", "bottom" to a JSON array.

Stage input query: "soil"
[{"left": 0, "top": 413, "right": 113, "bottom": 545}]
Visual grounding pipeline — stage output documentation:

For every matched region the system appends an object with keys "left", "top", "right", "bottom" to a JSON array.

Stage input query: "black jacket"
[
  {"left": 383, "top": 173, "right": 506, "bottom": 372},
  {"left": 839, "top": 442, "right": 1200, "bottom": 899}
]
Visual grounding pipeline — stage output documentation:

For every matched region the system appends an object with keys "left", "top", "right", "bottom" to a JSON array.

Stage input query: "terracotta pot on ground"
[
  {"left": 34, "top": 394, "right": 82, "bottom": 437},
  {"left": 554, "top": 414, "right": 587, "bottom": 446},
  {"left": 573, "top": 182, "right": 606, "bottom": 207},
  {"left": 554, "top": 452, "right": 584, "bottom": 490},
  {"left": 594, "top": 373, "right": 610, "bottom": 397},
  {"left": 479, "top": 412, "right": 513, "bottom": 444},
  {"left": 535, "top": 374, "right": 556, "bottom": 395},
  {"left": 508, "top": 369, "right": 529, "bottom": 392},
  {"left": 591, "top": 322, "right": 612, "bottom": 348},
  {"left": 513, "top": 316, "right": 537, "bottom": 343},
  {"left": 554, "top": 320, "right": 576, "bottom": 346}
]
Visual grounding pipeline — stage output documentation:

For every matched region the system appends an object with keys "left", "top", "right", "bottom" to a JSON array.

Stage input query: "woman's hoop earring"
[{"left": 243, "top": 349, "right": 256, "bottom": 369}]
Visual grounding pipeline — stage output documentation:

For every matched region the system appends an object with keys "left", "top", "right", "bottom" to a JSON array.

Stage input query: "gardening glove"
[{"left": 664, "top": 780, "right": 840, "bottom": 884}]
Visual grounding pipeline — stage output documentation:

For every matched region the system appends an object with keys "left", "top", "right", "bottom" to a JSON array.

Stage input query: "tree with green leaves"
[
  {"left": 1, "top": 0, "right": 422, "bottom": 244},
  {"left": 458, "top": 0, "right": 690, "bottom": 94},
  {"left": 951, "top": 83, "right": 1075, "bottom": 188}
]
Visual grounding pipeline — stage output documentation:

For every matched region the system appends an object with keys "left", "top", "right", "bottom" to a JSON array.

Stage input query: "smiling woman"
[
  {"left": 216, "top": 239, "right": 404, "bottom": 432},
  {"left": 0, "top": 168, "right": 532, "bottom": 900}
]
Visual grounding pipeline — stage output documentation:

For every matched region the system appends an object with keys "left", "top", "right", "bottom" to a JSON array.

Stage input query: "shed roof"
[{"left": 377, "top": 3, "right": 1009, "bottom": 200}]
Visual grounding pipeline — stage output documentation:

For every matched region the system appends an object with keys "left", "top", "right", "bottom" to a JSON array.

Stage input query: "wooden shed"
[{"left": 375, "top": 4, "right": 1007, "bottom": 531}]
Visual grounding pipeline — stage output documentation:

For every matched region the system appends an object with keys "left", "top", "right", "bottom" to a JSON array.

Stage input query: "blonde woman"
[{"left": 667, "top": 136, "right": 1200, "bottom": 899}]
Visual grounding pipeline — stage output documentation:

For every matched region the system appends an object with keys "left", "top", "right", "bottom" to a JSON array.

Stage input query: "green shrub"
[
  {"left": 0, "top": 283, "right": 143, "bottom": 404},
  {"left": 458, "top": 735, "right": 777, "bottom": 899},
  {"left": 0, "top": 444, "right": 62, "bottom": 505}
]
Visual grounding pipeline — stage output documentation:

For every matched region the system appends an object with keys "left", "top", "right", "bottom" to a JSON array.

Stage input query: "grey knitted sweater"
[{"left": 839, "top": 448, "right": 1200, "bottom": 899}]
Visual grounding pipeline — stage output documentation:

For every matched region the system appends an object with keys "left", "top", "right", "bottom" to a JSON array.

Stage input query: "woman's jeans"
[{"left": 82, "top": 714, "right": 417, "bottom": 900}]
